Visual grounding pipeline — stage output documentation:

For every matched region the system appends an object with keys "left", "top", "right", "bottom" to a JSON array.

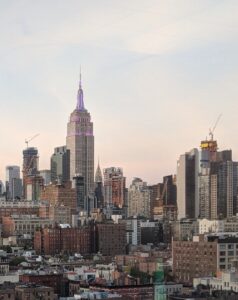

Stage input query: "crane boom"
[
  {"left": 25, "top": 134, "right": 40, "bottom": 148},
  {"left": 209, "top": 114, "right": 222, "bottom": 141}
]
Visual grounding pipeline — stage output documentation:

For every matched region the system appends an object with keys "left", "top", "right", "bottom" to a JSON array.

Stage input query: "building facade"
[
  {"left": 66, "top": 76, "right": 94, "bottom": 211},
  {"left": 2, "top": 214, "right": 53, "bottom": 238},
  {"left": 95, "top": 162, "right": 104, "bottom": 208},
  {"left": 177, "top": 148, "right": 199, "bottom": 219},
  {"left": 50, "top": 145, "right": 70, "bottom": 183},
  {"left": 39, "top": 169, "right": 51, "bottom": 186},
  {"left": 96, "top": 223, "right": 126, "bottom": 256},
  {"left": 5, "top": 166, "right": 22, "bottom": 200},
  {"left": 128, "top": 178, "right": 150, "bottom": 218},
  {"left": 34, "top": 227, "right": 91, "bottom": 255},
  {"left": 40, "top": 181, "right": 77, "bottom": 209},
  {"left": 173, "top": 234, "right": 238, "bottom": 284},
  {"left": 22, "top": 147, "right": 39, "bottom": 198},
  {"left": 104, "top": 167, "right": 126, "bottom": 208}
]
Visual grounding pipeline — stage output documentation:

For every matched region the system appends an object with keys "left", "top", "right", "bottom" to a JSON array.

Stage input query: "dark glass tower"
[
  {"left": 22, "top": 147, "right": 39, "bottom": 198},
  {"left": 50, "top": 146, "right": 70, "bottom": 183}
]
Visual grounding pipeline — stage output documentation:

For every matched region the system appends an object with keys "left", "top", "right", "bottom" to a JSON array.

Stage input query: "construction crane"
[
  {"left": 209, "top": 114, "right": 222, "bottom": 141},
  {"left": 25, "top": 134, "right": 39, "bottom": 148}
]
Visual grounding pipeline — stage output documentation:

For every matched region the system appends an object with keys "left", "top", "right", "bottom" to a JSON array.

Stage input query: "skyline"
[{"left": 1, "top": 0, "right": 238, "bottom": 184}]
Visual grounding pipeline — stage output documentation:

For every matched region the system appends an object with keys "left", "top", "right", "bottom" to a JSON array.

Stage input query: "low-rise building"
[
  {"left": 34, "top": 226, "right": 91, "bottom": 255},
  {"left": 2, "top": 215, "right": 54, "bottom": 238},
  {"left": 0, "top": 200, "right": 39, "bottom": 221},
  {"left": 173, "top": 235, "right": 217, "bottom": 284},
  {"left": 96, "top": 223, "right": 126, "bottom": 256},
  {"left": 173, "top": 234, "right": 238, "bottom": 284},
  {"left": 39, "top": 203, "right": 72, "bottom": 225},
  {"left": 0, "top": 283, "right": 15, "bottom": 300},
  {"left": 15, "top": 284, "right": 55, "bottom": 300},
  {"left": 172, "top": 219, "right": 198, "bottom": 241},
  {"left": 194, "top": 270, "right": 238, "bottom": 293}
]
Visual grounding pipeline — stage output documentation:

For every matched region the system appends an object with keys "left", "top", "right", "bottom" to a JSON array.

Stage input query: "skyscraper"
[
  {"left": 103, "top": 167, "right": 126, "bottom": 208},
  {"left": 95, "top": 162, "right": 104, "bottom": 208},
  {"left": 0, "top": 180, "right": 5, "bottom": 196},
  {"left": 50, "top": 146, "right": 70, "bottom": 183},
  {"left": 66, "top": 75, "right": 94, "bottom": 211},
  {"left": 5, "top": 165, "right": 22, "bottom": 200},
  {"left": 177, "top": 148, "right": 199, "bottom": 219},
  {"left": 198, "top": 133, "right": 238, "bottom": 219},
  {"left": 22, "top": 147, "right": 39, "bottom": 198}
]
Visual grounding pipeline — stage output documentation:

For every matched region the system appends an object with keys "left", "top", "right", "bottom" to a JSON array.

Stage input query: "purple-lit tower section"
[{"left": 66, "top": 75, "right": 94, "bottom": 205}]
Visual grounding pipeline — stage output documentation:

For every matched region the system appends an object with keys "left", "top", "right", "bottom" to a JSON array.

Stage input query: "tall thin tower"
[{"left": 66, "top": 74, "right": 94, "bottom": 210}]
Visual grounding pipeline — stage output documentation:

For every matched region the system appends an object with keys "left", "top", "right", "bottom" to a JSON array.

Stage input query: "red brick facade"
[
  {"left": 34, "top": 227, "right": 91, "bottom": 255},
  {"left": 40, "top": 181, "right": 77, "bottom": 209}
]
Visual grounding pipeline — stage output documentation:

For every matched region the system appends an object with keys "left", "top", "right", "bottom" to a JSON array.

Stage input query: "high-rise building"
[
  {"left": 22, "top": 147, "right": 39, "bottom": 198},
  {"left": 39, "top": 170, "right": 51, "bottom": 186},
  {"left": 5, "top": 166, "right": 22, "bottom": 200},
  {"left": 177, "top": 148, "right": 199, "bottom": 219},
  {"left": 210, "top": 160, "right": 238, "bottom": 219},
  {"left": 199, "top": 134, "right": 238, "bottom": 219},
  {"left": 103, "top": 167, "right": 126, "bottom": 208},
  {"left": 66, "top": 76, "right": 94, "bottom": 211},
  {"left": 199, "top": 137, "right": 220, "bottom": 219},
  {"left": 128, "top": 178, "right": 150, "bottom": 218},
  {"left": 94, "top": 162, "right": 104, "bottom": 208},
  {"left": 150, "top": 175, "right": 177, "bottom": 220},
  {"left": 50, "top": 146, "right": 70, "bottom": 183},
  {"left": 0, "top": 180, "right": 5, "bottom": 196},
  {"left": 25, "top": 176, "right": 44, "bottom": 201}
]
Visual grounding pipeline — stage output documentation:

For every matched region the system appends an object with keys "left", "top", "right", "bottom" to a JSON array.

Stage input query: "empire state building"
[{"left": 66, "top": 75, "right": 94, "bottom": 209}]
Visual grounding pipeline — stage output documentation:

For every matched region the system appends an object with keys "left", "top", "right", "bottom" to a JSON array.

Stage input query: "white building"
[
  {"left": 198, "top": 219, "right": 224, "bottom": 234},
  {"left": 128, "top": 178, "right": 150, "bottom": 218},
  {"left": 194, "top": 270, "right": 238, "bottom": 293},
  {"left": 120, "top": 217, "right": 141, "bottom": 246},
  {"left": 198, "top": 218, "right": 238, "bottom": 235}
]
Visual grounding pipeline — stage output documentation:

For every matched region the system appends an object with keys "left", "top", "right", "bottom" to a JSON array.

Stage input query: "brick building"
[
  {"left": 15, "top": 284, "right": 54, "bottom": 300},
  {"left": 0, "top": 201, "right": 39, "bottom": 222},
  {"left": 34, "top": 226, "right": 91, "bottom": 255},
  {"left": 39, "top": 204, "right": 72, "bottom": 225},
  {"left": 96, "top": 223, "right": 126, "bottom": 256},
  {"left": 103, "top": 167, "right": 126, "bottom": 208},
  {"left": 173, "top": 234, "right": 238, "bottom": 284},
  {"left": 172, "top": 235, "right": 217, "bottom": 284},
  {"left": 40, "top": 181, "right": 77, "bottom": 209}
]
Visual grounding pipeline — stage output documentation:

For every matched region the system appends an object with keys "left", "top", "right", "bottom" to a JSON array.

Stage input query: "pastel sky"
[{"left": 0, "top": 0, "right": 238, "bottom": 185}]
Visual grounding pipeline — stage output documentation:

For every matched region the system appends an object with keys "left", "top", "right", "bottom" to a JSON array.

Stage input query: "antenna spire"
[{"left": 76, "top": 68, "right": 85, "bottom": 111}]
